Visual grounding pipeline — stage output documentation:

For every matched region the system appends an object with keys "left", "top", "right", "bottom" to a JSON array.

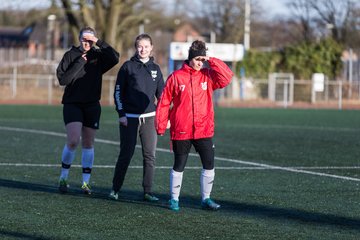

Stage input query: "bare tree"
[
  {"left": 251, "top": 19, "right": 300, "bottom": 49},
  {"left": 60, "top": 0, "right": 80, "bottom": 46},
  {"left": 310, "top": 0, "right": 357, "bottom": 45},
  {"left": 199, "top": 0, "right": 245, "bottom": 43},
  {"left": 346, "top": 5, "right": 360, "bottom": 48},
  {"left": 288, "top": 0, "right": 315, "bottom": 42},
  {"left": 59, "top": 0, "right": 152, "bottom": 53},
  {"left": 284, "top": 0, "right": 360, "bottom": 48},
  {"left": 170, "top": 0, "right": 246, "bottom": 44}
]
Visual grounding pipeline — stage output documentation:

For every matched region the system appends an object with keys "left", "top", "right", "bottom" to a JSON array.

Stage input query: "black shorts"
[
  {"left": 63, "top": 102, "right": 101, "bottom": 129},
  {"left": 172, "top": 138, "right": 215, "bottom": 171}
]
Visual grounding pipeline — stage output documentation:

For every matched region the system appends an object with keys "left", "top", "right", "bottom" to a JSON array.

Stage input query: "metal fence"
[
  {"left": 0, "top": 73, "right": 116, "bottom": 105},
  {"left": 235, "top": 76, "right": 360, "bottom": 109},
  {"left": 1, "top": 71, "right": 359, "bottom": 109},
  {"left": 0, "top": 48, "right": 360, "bottom": 109}
]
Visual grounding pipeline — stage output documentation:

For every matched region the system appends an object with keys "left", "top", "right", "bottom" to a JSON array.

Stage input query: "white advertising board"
[{"left": 312, "top": 73, "right": 325, "bottom": 92}]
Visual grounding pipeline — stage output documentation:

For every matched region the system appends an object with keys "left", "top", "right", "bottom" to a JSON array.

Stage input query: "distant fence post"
[
  {"left": 268, "top": 73, "right": 275, "bottom": 101},
  {"left": 325, "top": 77, "right": 329, "bottom": 102},
  {"left": 48, "top": 75, "right": 53, "bottom": 105},
  {"left": 338, "top": 81, "right": 342, "bottom": 110},
  {"left": 12, "top": 65, "right": 17, "bottom": 98},
  {"left": 283, "top": 79, "right": 288, "bottom": 108}
]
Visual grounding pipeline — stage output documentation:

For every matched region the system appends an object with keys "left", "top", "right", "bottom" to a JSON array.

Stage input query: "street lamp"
[
  {"left": 244, "top": 0, "right": 251, "bottom": 50},
  {"left": 326, "top": 23, "right": 334, "bottom": 38},
  {"left": 139, "top": 18, "right": 151, "bottom": 34},
  {"left": 46, "top": 14, "right": 56, "bottom": 60}
]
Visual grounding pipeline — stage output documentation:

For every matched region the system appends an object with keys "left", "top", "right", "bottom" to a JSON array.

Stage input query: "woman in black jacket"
[
  {"left": 56, "top": 26, "right": 119, "bottom": 194},
  {"left": 109, "top": 33, "right": 164, "bottom": 202}
]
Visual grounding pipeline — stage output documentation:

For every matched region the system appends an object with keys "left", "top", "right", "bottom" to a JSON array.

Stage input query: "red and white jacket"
[{"left": 155, "top": 57, "right": 233, "bottom": 140}]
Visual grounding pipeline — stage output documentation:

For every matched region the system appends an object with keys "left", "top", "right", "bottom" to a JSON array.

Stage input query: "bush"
[{"left": 238, "top": 38, "right": 343, "bottom": 80}]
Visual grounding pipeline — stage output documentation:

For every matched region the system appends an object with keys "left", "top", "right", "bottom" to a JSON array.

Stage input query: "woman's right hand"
[{"left": 119, "top": 116, "right": 127, "bottom": 126}]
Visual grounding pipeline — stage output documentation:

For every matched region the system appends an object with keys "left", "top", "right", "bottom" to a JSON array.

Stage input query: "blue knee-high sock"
[
  {"left": 81, "top": 148, "right": 94, "bottom": 184},
  {"left": 59, "top": 145, "right": 76, "bottom": 180}
]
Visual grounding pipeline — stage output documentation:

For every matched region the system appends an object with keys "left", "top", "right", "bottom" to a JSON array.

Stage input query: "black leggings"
[{"left": 172, "top": 138, "right": 215, "bottom": 172}]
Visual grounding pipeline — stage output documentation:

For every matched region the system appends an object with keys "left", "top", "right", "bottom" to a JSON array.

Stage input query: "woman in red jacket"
[{"left": 155, "top": 40, "right": 233, "bottom": 211}]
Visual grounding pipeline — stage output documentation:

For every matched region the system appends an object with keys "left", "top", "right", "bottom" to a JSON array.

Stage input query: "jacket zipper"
[{"left": 190, "top": 71, "right": 195, "bottom": 138}]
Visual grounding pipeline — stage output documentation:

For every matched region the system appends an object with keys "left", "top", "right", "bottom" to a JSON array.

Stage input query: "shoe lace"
[{"left": 82, "top": 182, "right": 91, "bottom": 189}]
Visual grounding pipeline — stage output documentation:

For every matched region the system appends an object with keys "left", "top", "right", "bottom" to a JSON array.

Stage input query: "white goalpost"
[{"left": 268, "top": 73, "right": 294, "bottom": 108}]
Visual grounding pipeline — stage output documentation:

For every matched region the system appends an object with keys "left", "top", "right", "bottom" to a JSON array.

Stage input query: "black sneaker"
[
  {"left": 58, "top": 178, "right": 69, "bottom": 193},
  {"left": 109, "top": 190, "right": 119, "bottom": 200},
  {"left": 144, "top": 193, "right": 159, "bottom": 202}
]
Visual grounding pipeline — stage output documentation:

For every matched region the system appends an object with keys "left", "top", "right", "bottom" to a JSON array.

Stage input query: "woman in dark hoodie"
[
  {"left": 109, "top": 33, "right": 164, "bottom": 202},
  {"left": 56, "top": 26, "right": 119, "bottom": 195}
]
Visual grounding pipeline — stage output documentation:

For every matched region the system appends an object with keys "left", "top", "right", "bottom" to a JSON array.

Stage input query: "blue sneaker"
[
  {"left": 201, "top": 198, "right": 221, "bottom": 210},
  {"left": 168, "top": 199, "right": 180, "bottom": 211}
]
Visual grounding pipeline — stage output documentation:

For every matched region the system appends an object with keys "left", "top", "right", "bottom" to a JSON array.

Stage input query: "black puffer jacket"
[{"left": 57, "top": 40, "right": 119, "bottom": 104}]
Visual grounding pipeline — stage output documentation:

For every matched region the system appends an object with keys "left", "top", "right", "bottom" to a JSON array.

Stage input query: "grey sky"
[{"left": 0, "top": 0, "right": 289, "bottom": 17}]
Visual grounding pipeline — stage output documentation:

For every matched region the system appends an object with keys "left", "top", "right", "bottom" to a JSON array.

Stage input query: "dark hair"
[
  {"left": 79, "top": 26, "right": 96, "bottom": 39},
  {"left": 188, "top": 40, "right": 207, "bottom": 60},
  {"left": 134, "top": 33, "right": 153, "bottom": 48}
]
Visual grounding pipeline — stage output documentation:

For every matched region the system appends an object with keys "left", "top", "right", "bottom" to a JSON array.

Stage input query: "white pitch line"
[
  {"left": 0, "top": 162, "right": 359, "bottom": 171},
  {"left": 1, "top": 119, "right": 359, "bottom": 132},
  {"left": 236, "top": 123, "right": 359, "bottom": 133},
  {"left": 214, "top": 156, "right": 360, "bottom": 182},
  {"left": 1, "top": 126, "right": 360, "bottom": 182},
  {"left": 0, "top": 163, "right": 261, "bottom": 170},
  {"left": 0, "top": 126, "right": 66, "bottom": 138}
]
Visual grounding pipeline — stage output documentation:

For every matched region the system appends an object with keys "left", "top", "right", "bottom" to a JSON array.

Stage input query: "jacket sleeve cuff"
[
  {"left": 96, "top": 39, "right": 104, "bottom": 47},
  {"left": 156, "top": 130, "right": 165, "bottom": 136},
  {"left": 117, "top": 111, "right": 126, "bottom": 118}
]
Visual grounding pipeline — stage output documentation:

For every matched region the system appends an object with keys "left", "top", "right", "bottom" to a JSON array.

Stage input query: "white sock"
[
  {"left": 81, "top": 148, "right": 94, "bottom": 184},
  {"left": 59, "top": 145, "right": 76, "bottom": 180},
  {"left": 170, "top": 169, "right": 183, "bottom": 201},
  {"left": 200, "top": 169, "right": 215, "bottom": 201}
]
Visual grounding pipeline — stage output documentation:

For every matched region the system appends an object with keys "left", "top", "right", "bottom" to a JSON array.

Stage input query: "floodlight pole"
[
  {"left": 46, "top": 14, "right": 56, "bottom": 61},
  {"left": 348, "top": 48, "right": 353, "bottom": 98},
  {"left": 244, "top": 0, "right": 251, "bottom": 51},
  {"left": 139, "top": 18, "right": 150, "bottom": 34}
]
